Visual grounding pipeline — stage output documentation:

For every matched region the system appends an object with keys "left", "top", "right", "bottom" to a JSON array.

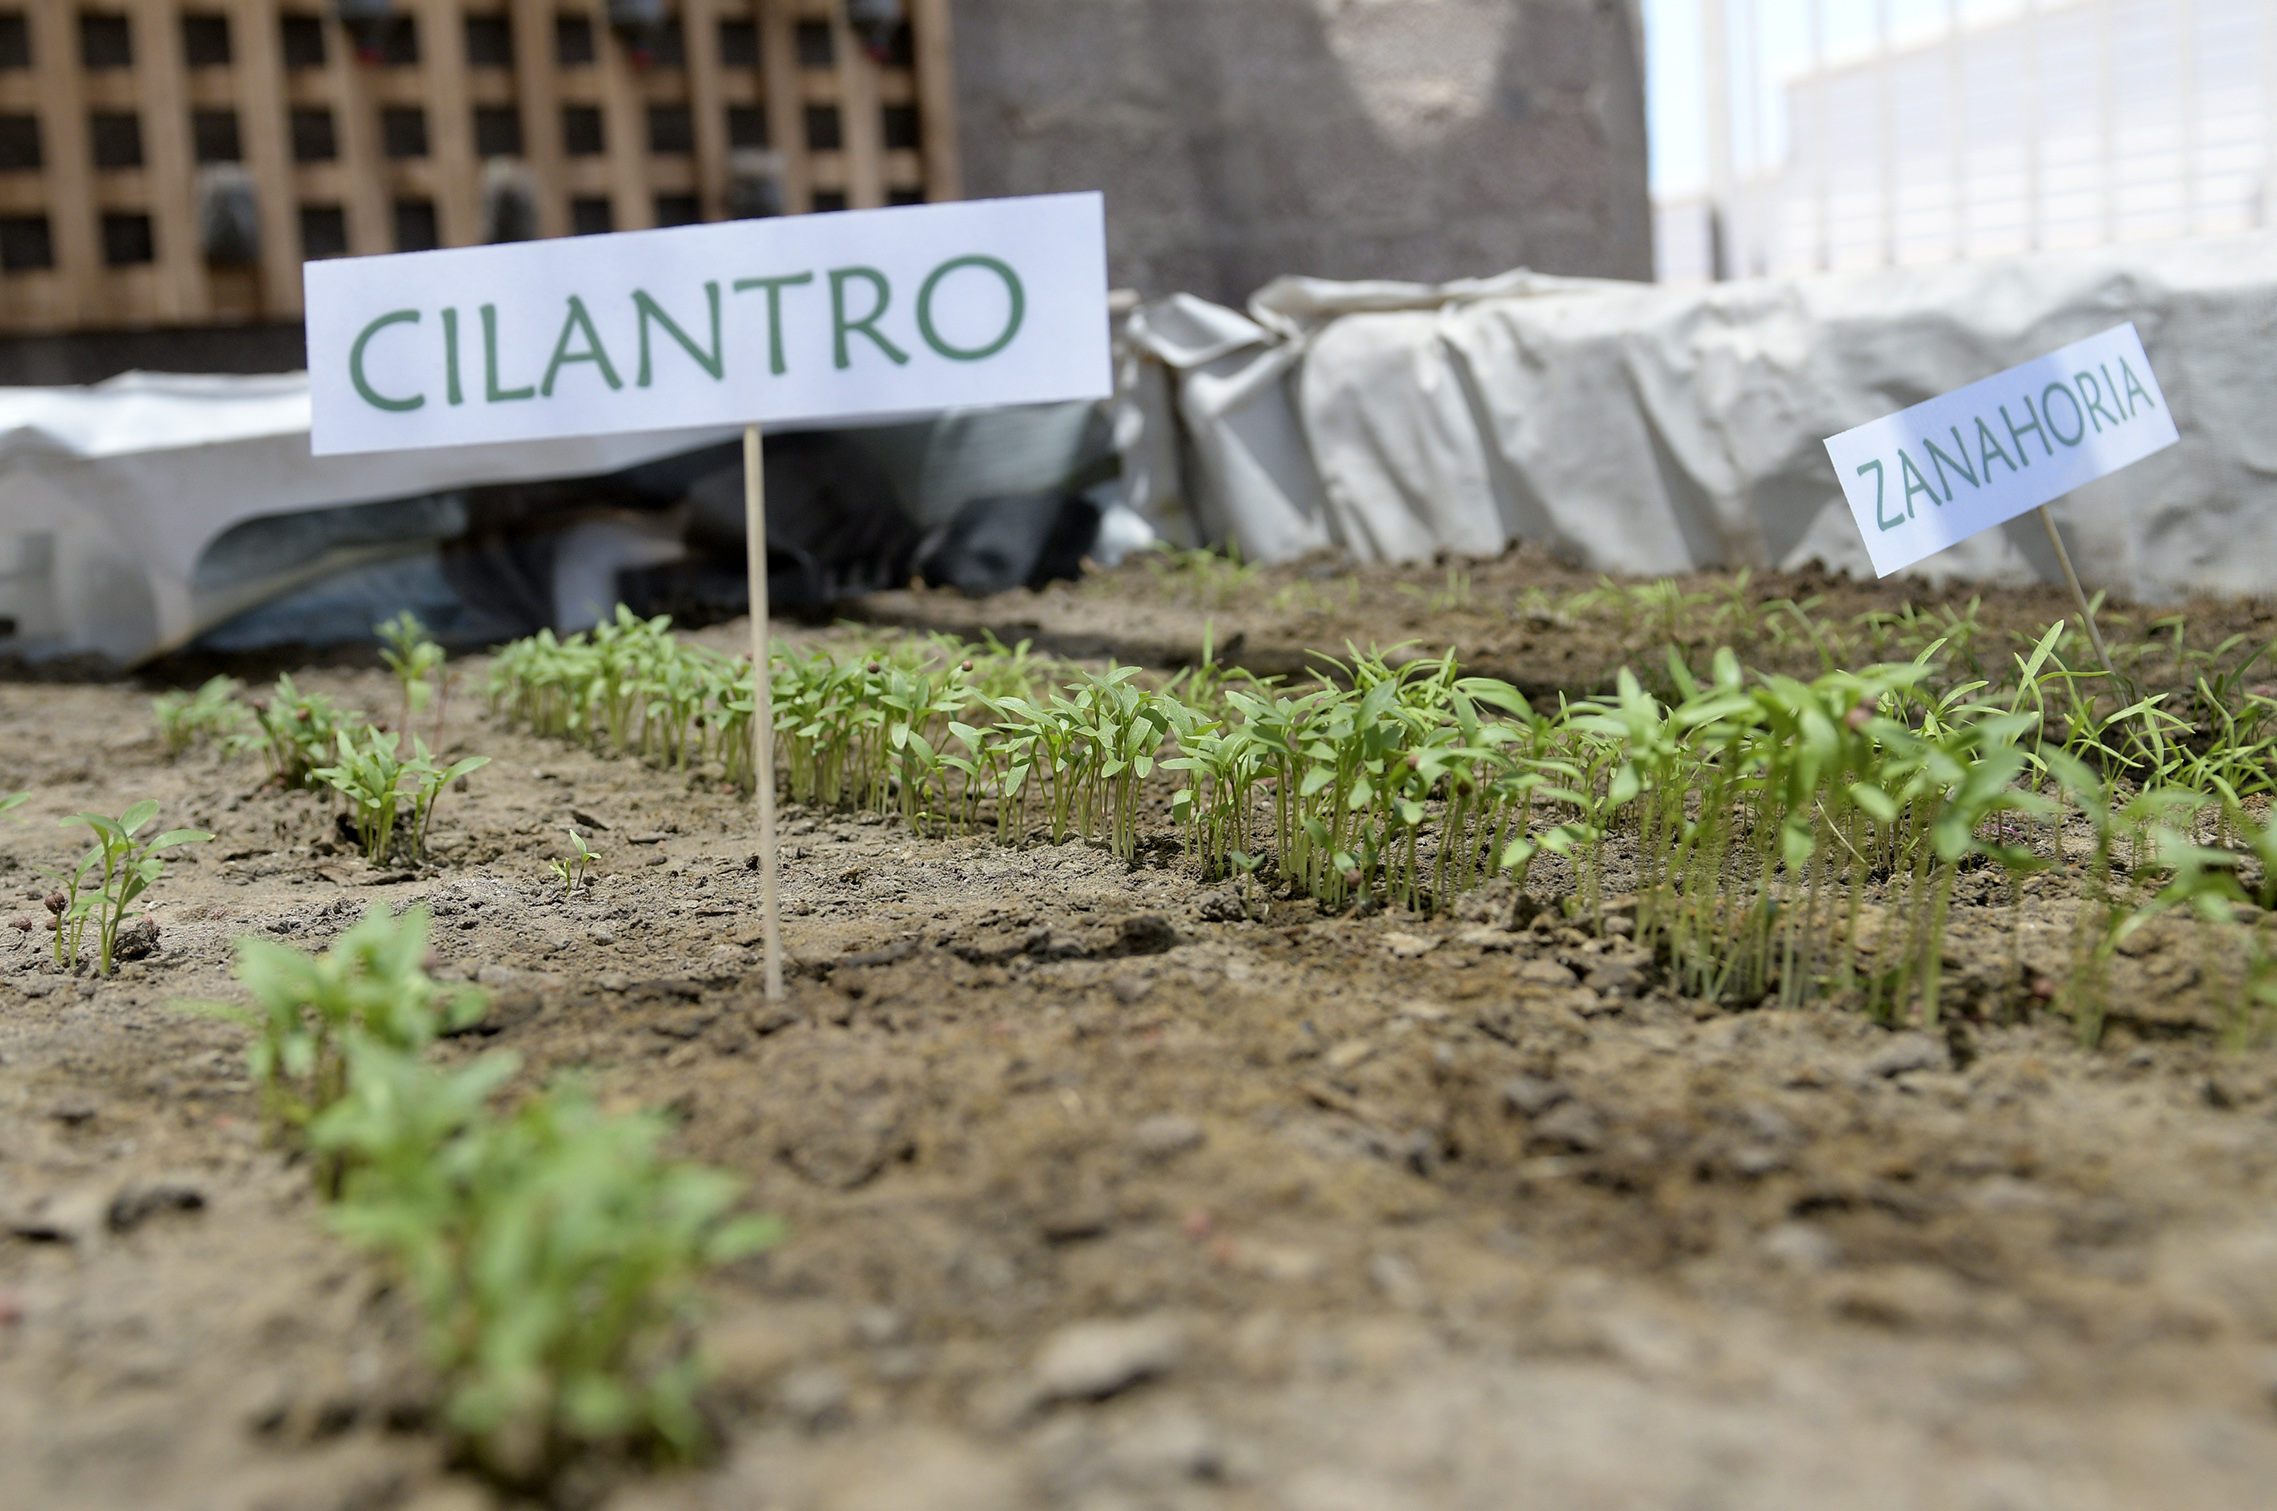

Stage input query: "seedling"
[
  {"left": 252, "top": 675, "right": 367, "bottom": 788},
  {"left": 552, "top": 827, "right": 599, "bottom": 896},
  {"left": 378, "top": 611, "right": 447, "bottom": 731},
  {"left": 316, "top": 1056, "right": 783, "bottom": 1484},
  {"left": 50, "top": 801, "right": 210, "bottom": 975},
  {"left": 151, "top": 675, "right": 250, "bottom": 758},
  {"left": 185, "top": 903, "right": 485, "bottom": 1142}
]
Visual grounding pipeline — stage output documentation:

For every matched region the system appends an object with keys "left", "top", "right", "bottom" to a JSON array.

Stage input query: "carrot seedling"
[
  {"left": 551, "top": 827, "right": 599, "bottom": 897},
  {"left": 52, "top": 801, "right": 211, "bottom": 975}
]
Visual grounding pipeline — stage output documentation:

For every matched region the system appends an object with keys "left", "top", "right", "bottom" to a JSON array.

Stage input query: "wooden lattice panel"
[{"left": 0, "top": 0, "right": 959, "bottom": 333}]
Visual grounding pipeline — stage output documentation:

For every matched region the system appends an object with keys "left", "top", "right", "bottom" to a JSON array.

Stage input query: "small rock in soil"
[
  {"left": 114, "top": 916, "right": 161, "bottom": 960},
  {"left": 1584, "top": 958, "right": 1645, "bottom": 997},
  {"left": 1130, "top": 1114, "right": 1205, "bottom": 1159},
  {"left": 1114, "top": 914, "right": 1181, "bottom": 955},
  {"left": 1500, "top": 1075, "right": 1571, "bottom": 1117},
  {"left": 107, "top": 1178, "right": 206, "bottom": 1232},
  {"left": 1196, "top": 889, "right": 1247, "bottom": 922},
  {"left": 1515, "top": 958, "right": 1578, "bottom": 987},
  {"left": 1760, "top": 1222, "right": 1841, "bottom": 1272},
  {"left": 1530, "top": 1099, "right": 1605, "bottom": 1153},
  {"left": 1382, "top": 932, "right": 1437, "bottom": 960},
  {"left": 1110, "top": 974, "right": 1153, "bottom": 1005},
  {"left": 1863, "top": 1033, "right": 1949, "bottom": 1079},
  {"left": 776, "top": 1362, "right": 852, "bottom": 1430},
  {"left": 1033, "top": 1315, "right": 1184, "bottom": 1402}
]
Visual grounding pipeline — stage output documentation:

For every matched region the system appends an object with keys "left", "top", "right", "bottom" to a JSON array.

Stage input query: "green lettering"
[
  {"left": 916, "top": 254, "right": 1025, "bottom": 362},
  {"left": 482, "top": 304, "right": 535, "bottom": 403},
  {"left": 2074, "top": 370, "right": 2121, "bottom": 432},
  {"left": 1898, "top": 447, "right": 1941, "bottom": 514},
  {"left": 1860, "top": 459, "right": 1902, "bottom": 531},
  {"left": 1923, "top": 426, "right": 1979, "bottom": 495},
  {"left": 1974, "top": 415, "right": 2019, "bottom": 476},
  {"left": 541, "top": 294, "right": 624, "bottom": 397},
  {"left": 2119, "top": 356, "right": 2156, "bottom": 415},
  {"left": 730, "top": 272, "right": 814, "bottom": 376},
  {"left": 828, "top": 266, "right": 909, "bottom": 370},
  {"left": 2100, "top": 362, "right": 2127, "bottom": 417},
  {"left": 442, "top": 306, "right": 462, "bottom": 406},
  {"left": 348, "top": 309, "right": 424, "bottom": 413},
  {"left": 634, "top": 283, "right": 724, "bottom": 386},
  {"left": 2041, "top": 382, "right": 2086, "bottom": 446},
  {"left": 2001, "top": 398, "right": 2049, "bottom": 461}
]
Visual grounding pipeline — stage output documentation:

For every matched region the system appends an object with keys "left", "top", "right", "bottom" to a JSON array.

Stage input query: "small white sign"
[
  {"left": 305, "top": 193, "right": 1110, "bottom": 456},
  {"left": 1823, "top": 323, "right": 2179, "bottom": 577}
]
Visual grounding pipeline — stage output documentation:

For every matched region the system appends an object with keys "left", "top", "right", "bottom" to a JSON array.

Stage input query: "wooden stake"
[
  {"left": 745, "top": 423, "right": 785, "bottom": 1001},
  {"left": 2037, "top": 502, "right": 2116, "bottom": 678}
]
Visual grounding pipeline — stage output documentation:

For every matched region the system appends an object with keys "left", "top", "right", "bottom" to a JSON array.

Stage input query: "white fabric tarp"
[
  {"left": 0, "top": 371, "right": 737, "bottom": 665},
  {"left": 1119, "top": 235, "right": 2277, "bottom": 600}
]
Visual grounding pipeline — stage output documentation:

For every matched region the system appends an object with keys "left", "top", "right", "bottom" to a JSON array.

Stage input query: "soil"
[{"left": 9, "top": 558, "right": 2277, "bottom": 1511}]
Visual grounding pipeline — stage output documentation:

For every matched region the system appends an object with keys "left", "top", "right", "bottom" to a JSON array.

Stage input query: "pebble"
[
  {"left": 1110, "top": 974, "right": 1154, "bottom": 1005},
  {"left": 1130, "top": 1114, "right": 1205, "bottom": 1159},
  {"left": 1382, "top": 932, "right": 1438, "bottom": 960},
  {"left": 1530, "top": 1099, "right": 1605, "bottom": 1152},
  {"left": 775, "top": 1362, "right": 852, "bottom": 1429},
  {"left": 1760, "top": 1221, "right": 1841, "bottom": 1272},
  {"left": 1515, "top": 958, "right": 1579, "bottom": 987},
  {"left": 1863, "top": 1033, "right": 1948, "bottom": 1079},
  {"left": 1033, "top": 1315, "right": 1184, "bottom": 1401},
  {"left": 1500, "top": 1075, "right": 1571, "bottom": 1117}
]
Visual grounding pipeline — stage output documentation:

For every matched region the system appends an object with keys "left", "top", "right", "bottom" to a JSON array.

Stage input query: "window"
[
  {"left": 181, "top": 13, "right": 230, "bottom": 66},
  {"left": 882, "top": 104, "right": 920, "bottom": 151},
  {"left": 562, "top": 105, "right": 603, "bottom": 156},
  {"left": 90, "top": 112, "right": 143, "bottom": 170},
  {"left": 0, "top": 14, "right": 28, "bottom": 69},
  {"left": 192, "top": 109, "right": 240, "bottom": 163},
  {"left": 878, "top": 21, "right": 913, "bottom": 68},
  {"left": 718, "top": 19, "right": 758, "bottom": 67},
  {"left": 646, "top": 105, "right": 692, "bottom": 156},
  {"left": 464, "top": 14, "right": 512, "bottom": 66},
  {"left": 378, "top": 16, "right": 418, "bottom": 65},
  {"left": 810, "top": 190, "right": 848, "bottom": 213},
  {"left": 80, "top": 12, "right": 131, "bottom": 69},
  {"left": 570, "top": 196, "right": 612, "bottom": 236},
  {"left": 101, "top": 211, "right": 153, "bottom": 266},
  {"left": 394, "top": 199, "right": 438, "bottom": 252},
  {"left": 803, "top": 105, "right": 841, "bottom": 152},
  {"left": 382, "top": 106, "right": 428, "bottom": 160},
  {"left": 555, "top": 13, "right": 593, "bottom": 65},
  {"left": 654, "top": 193, "right": 699, "bottom": 227},
  {"left": 888, "top": 186, "right": 924, "bottom": 206},
  {"left": 727, "top": 106, "right": 767, "bottom": 150},
  {"left": 290, "top": 107, "right": 336, "bottom": 162},
  {"left": 474, "top": 105, "right": 522, "bottom": 158},
  {"left": 299, "top": 204, "right": 347, "bottom": 259},
  {"left": 651, "top": 18, "right": 683, "bottom": 66},
  {"left": 0, "top": 214, "right": 51, "bottom": 270},
  {"left": 280, "top": 13, "right": 324, "bottom": 68},
  {"left": 795, "top": 21, "right": 832, "bottom": 66},
  {"left": 0, "top": 114, "right": 38, "bottom": 172}
]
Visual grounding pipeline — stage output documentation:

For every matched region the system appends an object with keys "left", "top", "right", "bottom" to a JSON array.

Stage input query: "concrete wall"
[{"left": 951, "top": 0, "right": 1654, "bottom": 305}]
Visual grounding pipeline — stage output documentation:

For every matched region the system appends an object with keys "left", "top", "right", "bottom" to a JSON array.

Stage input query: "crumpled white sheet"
[
  {"left": 1119, "top": 236, "right": 2277, "bottom": 601},
  {"left": 0, "top": 369, "right": 739, "bottom": 664}
]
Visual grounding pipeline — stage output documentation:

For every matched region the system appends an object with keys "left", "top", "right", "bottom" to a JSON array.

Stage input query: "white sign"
[
  {"left": 1824, "top": 323, "right": 2179, "bottom": 576},
  {"left": 305, "top": 193, "right": 1110, "bottom": 456}
]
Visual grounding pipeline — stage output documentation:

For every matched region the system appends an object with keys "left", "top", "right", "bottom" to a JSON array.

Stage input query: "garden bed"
[{"left": 7, "top": 555, "right": 2277, "bottom": 1510}]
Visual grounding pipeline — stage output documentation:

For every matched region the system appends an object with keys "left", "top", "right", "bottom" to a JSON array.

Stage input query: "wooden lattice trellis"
[{"left": 0, "top": 0, "right": 959, "bottom": 333}]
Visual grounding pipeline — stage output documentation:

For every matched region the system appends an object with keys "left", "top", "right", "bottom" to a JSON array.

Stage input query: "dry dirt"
[{"left": 7, "top": 563, "right": 2277, "bottom": 1511}]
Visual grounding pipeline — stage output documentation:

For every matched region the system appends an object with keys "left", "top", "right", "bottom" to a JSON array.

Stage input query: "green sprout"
[
  {"left": 183, "top": 903, "right": 485, "bottom": 1145},
  {"left": 151, "top": 675, "right": 250, "bottom": 758},
  {"left": 378, "top": 610, "right": 447, "bottom": 731},
  {"left": 551, "top": 827, "right": 599, "bottom": 896},
  {"left": 47, "top": 801, "right": 210, "bottom": 976}
]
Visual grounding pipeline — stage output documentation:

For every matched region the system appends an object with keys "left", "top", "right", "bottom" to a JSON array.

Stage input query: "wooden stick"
[
  {"left": 745, "top": 423, "right": 785, "bottom": 1000},
  {"left": 2037, "top": 502, "right": 2116, "bottom": 678}
]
